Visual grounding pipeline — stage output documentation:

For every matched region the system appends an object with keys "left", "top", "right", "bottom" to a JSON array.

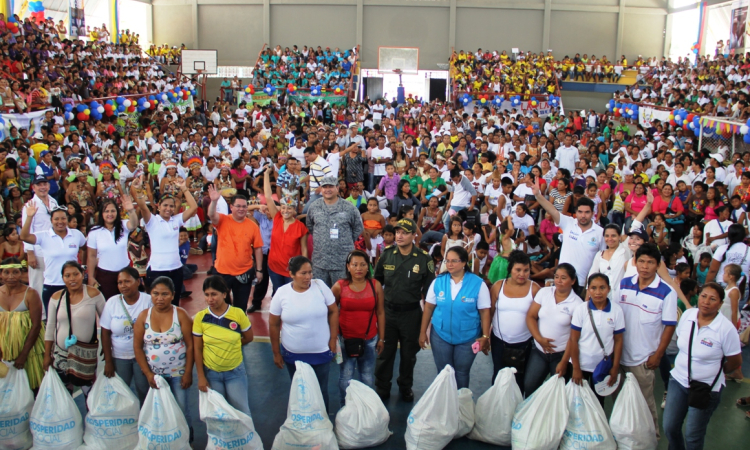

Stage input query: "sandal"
[{"left": 737, "top": 396, "right": 750, "bottom": 406}]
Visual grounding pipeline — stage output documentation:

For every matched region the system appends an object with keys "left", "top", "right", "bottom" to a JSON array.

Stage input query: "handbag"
[
  {"left": 497, "top": 282, "right": 530, "bottom": 374},
  {"left": 665, "top": 196, "right": 685, "bottom": 225},
  {"left": 342, "top": 280, "right": 377, "bottom": 358},
  {"left": 52, "top": 289, "right": 99, "bottom": 386},
  {"left": 588, "top": 306, "right": 614, "bottom": 384},
  {"left": 687, "top": 321, "right": 723, "bottom": 409}
]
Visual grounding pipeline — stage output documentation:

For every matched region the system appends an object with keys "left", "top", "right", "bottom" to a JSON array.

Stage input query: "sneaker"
[
  {"left": 661, "top": 391, "right": 667, "bottom": 409},
  {"left": 207, "top": 266, "right": 217, "bottom": 275},
  {"left": 247, "top": 305, "right": 260, "bottom": 314}
]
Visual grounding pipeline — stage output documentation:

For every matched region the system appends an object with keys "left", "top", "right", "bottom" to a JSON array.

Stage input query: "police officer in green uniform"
[{"left": 373, "top": 218, "right": 435, "bottom": 401}]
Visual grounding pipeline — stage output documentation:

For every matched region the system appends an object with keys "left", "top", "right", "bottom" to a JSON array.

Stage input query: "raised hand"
[
  {"left": 121, "top": 194, "right": 135, "bottom": 211},
  {"left": 207, "top": 183, "right": 221, "bottom": 202},
  {"left": 24, "top": 201, "right": 38, "bottom": 218}
]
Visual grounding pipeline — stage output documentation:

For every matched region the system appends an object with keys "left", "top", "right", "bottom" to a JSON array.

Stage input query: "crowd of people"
[
  {"left": 0, "top": 13, "right": 190, "bottom": 113},
  {"left": 0, "top": 39, "right": 747, "bottom": 449},
  {"left": 252, "top": 44, "right": 357, "bottom": 91}
]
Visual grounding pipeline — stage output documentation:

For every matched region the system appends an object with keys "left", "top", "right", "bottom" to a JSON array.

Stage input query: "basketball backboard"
[
  {"left": 378, "top": 47, "right": 419, "bottom": 75},
  {"left": 181, "top": 50, "right": 218, "bottom": 75}
]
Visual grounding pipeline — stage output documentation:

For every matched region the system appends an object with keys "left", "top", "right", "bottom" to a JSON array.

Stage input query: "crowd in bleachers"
[{"left": 251, "top": 44, "right": 357, "bottom": 90}]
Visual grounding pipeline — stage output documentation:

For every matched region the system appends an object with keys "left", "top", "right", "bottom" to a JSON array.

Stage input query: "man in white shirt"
[
  {"left": 555, "top": 134, "right": 580, "bottom": 172},
  {"left": 288, "top": 138, "right": 307, "bottom": 168},
  {"left": 369, "top": 136, "right": 393, "bottom": 191},
  {"left": 703, "top": 206, "right": 733, "bottom": 250},
  {"left": 533, "top": 180, "right": 605, "bottom": 287},
  {"left": 665, "top": 162, "right": 691, "bottom": 187},
  {"left": 613, "top": 243, "right": 677, "bottom": 439}
]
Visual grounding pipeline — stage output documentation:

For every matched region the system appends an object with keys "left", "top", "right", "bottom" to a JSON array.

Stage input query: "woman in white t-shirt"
[
  {"left": 564, "top": 273, "right": 626, "bottom": 405},
  {"left": 663, "top": 282, "right": 742, "bottom": 447},
  {"left": 511, "top": 204, "right": 536, "bottom": 236},
  {"left": 705, "top": 224, "right": 750, "bottom": 286},
  {"left": 87, "top": 198, "right": 138, "bottom": 300},
  {"left": 132, "top": 176, "right": 198, "bottom": 305},
  {"left": 269, "top": 256, "right": 338, "bottom": 413},
  {"left": 100, "top": 267, "right": 153, "bottom": 403},
  {"left": 524, "top": 263, "right": 583, "bottom": 396},
  {"left": 490, "top": 250, "right": 541, "bottom": 392}
]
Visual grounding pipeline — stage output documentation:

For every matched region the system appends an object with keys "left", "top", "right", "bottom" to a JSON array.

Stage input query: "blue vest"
[
  {"left": 38, "top": 162, "right": 58, "bottom": 194},
  {"left": 431, "top": 272, "right": 483, "bottom": 345}
]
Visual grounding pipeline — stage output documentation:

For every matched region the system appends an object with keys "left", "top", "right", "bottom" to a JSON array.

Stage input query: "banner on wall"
[
  {"left": 729, "top": 0, "right": 749, "bottom": 53},
  {"left": 0, "top": 108, "right": 54, "bottom": 141},
  {"left": 237, "top": 91, "right": 278, "bottom": 106},
  {"left": 287, "top": 92, "right": 348, "bottom": 106},
  {"left": 69, "top": 0, "right": 86, "bottom": 39},
  {"left": 164, "top": 96, "right": 195, "bottom": 114},
  {"left": 466, "top": 100, "right": 559, "bottom": 118},
  {"left": 638, "top": 105, "right": 672, "bottom": 128}
]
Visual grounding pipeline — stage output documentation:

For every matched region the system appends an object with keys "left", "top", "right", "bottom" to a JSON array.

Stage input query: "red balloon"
[
  {"left": 669, "top": 120, "right": 676, "bottom": 126},
  {"left": 686, "top": 114, "right": 695, "bottom": 123},
  {"left": 683, "top": 123, "right": 690, "bottom": 131},
  {"left": 183, "top": 92, "right": 189, "bottom": 100},
  {"left": 105, "top": 110, "right": 114, "bottom": 116},
  {"left": 127, "top": 106, "right": 136, "bottom": 113},
  {"left": 77, "top": 112, "right": 88, "bottom": 121},
  {"left": 614, "top": 112, "right": 621, "bottom": 117}
]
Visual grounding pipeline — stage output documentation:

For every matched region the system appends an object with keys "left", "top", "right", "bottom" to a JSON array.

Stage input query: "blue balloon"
[
  {"left": 117, "top": 105, "right": 126, "bottom": 112},
  {"left": 76, "top": 104, "right": 86, "bottom": 112},
  {"left": 148, "top": 95, "right": 155, "bottom": 101},
  {"left": 64, "top": 112, "right": 74, "bottom": 121},
  {"left": 64, "top": 104, "right": 73, "bottom": 112},
  {"left": 744, "top": 133, "right": 750, "bottom": 144}
]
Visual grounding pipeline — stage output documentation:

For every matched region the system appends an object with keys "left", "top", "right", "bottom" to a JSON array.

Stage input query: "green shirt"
[
  {"left": 422, "top": 177, "right": 446, "bottom": 196},
  {"left": 148, "top": 162, "right": 162, "bottom": 176},
  {"left": 374, "top": 245, "right": 435, "bottom": 305},
  {"left": 402, "top": 174, "right": 424, "bottom": 195}
]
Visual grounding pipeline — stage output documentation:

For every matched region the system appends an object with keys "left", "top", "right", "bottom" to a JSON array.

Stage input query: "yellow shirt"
[{"left": 193, "top": 306, "right": 251, "bottom": 372}]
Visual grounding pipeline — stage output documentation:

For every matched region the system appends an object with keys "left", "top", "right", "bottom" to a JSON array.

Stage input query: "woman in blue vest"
[{"left": 419, "top": 246, "right": 491, "bottom": 389}]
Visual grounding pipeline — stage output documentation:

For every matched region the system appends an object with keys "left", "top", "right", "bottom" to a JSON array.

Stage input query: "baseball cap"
[
  {"left": 320, "top": 175, "right": 338, "bottom": 187},
  {"left": 627, "top": 227, "right": 649, "bottom": 243},
  {"left": 394, "top": 218, "right": 416, "bottom": 234},
  {"left": 710, "top": 153, "right": 724, "bottom": 164},
  {"left": 33, "top": 133, "right": 44, "bottom": 140},
  {"left": 32, "top": 174, "right": 49, "bottom": 185},
  {"left": 39, "top": 150, "right": 50, "bottom": 157}
]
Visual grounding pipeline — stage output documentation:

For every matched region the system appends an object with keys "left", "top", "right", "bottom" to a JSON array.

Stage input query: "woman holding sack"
[
  {"left": 663, "top": 282, "right": 743, "bottom": 449},
  {"left": 523, "top": 263, "right": 583, "bottom": 396},
  {"left": 100, "top": 267, "right": 153, "bottom": 404},
  {"left": 0, "top": 257, "right": 45, "bottom": 390},
  {"left": 133, "top": 276, "right": 195, "bottom": 443},
  {"left": 194, "top": 276, "right": 254, "bottom": 417},
  {"left": 489, "top": 250, "right": 540, "bottom": 392},
  {"left": 42, "top": 261, "right": 106, "bottom": 394},
  {"left": 419, "top": 246, "right": 491, "bottom": 389},
  {"left": 269, "top": 256, "right": 339, "bottom": 413},
  {"left": 562, "top": 273, "right": 625, "bottom": 405},
  {"left": 332, "top": 250, "right": 385, "bottom": 403}
]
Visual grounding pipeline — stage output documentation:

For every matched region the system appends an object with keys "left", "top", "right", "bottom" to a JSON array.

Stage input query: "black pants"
[
  {"left": 146, "top": 267, "right": 183, "bottom": 306},
  {"left": 490, "top": 333, "right": 532, "bottom": 393},
  {"left": 251, "top": 254, "right": 269, "bottom": 308},
  {"left": 374, "top": 307, "right": 421, "bottom": 395},
  {"left": 219, "top": 270, "right": 254, "bottom": 312}
]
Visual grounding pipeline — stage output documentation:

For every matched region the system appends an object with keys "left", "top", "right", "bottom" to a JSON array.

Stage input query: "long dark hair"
[
  {"left": 397, "top": 179, "right": 412, "bottom": 199},
  {"left": 90, "top": 199, "right": 125, "bottom": 242},
  {"left": 555, "top": 262, "right": 580, "bottom": 293},
  {"left": 344, "top": 249, "right": 371, "bottom": 282},
  {"left": 722, "top": 224, "right": 747, "bottom": 263}
]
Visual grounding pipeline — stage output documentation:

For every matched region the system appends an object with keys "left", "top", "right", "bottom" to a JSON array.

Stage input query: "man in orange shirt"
[{"left": 207, "top": 184, "right": 264, "bottom": 313}]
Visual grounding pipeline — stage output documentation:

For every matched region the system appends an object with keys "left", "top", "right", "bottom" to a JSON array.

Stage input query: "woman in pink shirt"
[
  {"left": 624, "top": 182, "right": 648, "bottom": 217},
  {"left": 652, "top": 183, "right": 686, "bottom": 239},
  {"left": 703, "top": 186, "right": 724, "bottom": 222},
  {"left": 538, "top": 211, "right": 558, "bottom": 250}
]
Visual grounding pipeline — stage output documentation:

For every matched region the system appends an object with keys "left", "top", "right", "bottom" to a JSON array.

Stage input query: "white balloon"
[
  {"left": 97, "top": 106, "right": 104, "bottom": 114},
  {"left": 143, "top": 101, "right": 150, "bottom": 109},
  {"left": 161, "top": 94, "right": 168, "bottom": 101},
  {"left": 741, "top": 125, "right": 749, "bottom": 135},
  {"left": 123, "top": 100, "right": 132, "bottom": 107}
]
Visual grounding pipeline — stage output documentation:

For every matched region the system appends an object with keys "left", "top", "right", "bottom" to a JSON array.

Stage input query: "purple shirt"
[{"left": 378, "top": 173, "right": 401, "bottom": 200}]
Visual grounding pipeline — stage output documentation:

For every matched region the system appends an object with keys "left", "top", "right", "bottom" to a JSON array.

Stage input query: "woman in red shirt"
[
  {"left": 652, "top": 183, "right": 686, "bottom": 240},
  {"left": 263, "top": 171, "right": 308, "bottom": 294},
  {"left": 331, "top": 249, "right": 385, "bottom": 405}
]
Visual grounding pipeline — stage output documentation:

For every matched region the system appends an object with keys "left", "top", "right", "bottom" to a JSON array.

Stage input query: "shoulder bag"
[
  {"left": 52, "top": 290, "right": 99, "bottom": 386},
  {"left": 687, "top": 321, "right": 723, "bottom": 409},
  {"left": 588, "top": 306, "right": 614, "bottom": 384},
  {"left": 342, "top": 280, "right": 377, "bottom": 358},
  {"left": 666, "top": 196, "right": 685, "bottom": 226}
]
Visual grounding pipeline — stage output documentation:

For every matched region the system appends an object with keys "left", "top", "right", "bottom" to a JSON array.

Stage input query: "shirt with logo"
[{"left": 193, "top": 306, "right": 251, "bottom": 372}]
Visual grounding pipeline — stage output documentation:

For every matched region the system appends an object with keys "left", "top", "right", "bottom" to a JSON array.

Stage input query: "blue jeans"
[
  {"left": 268, "top": 268, "right": 292, "bottom": 296},
  {"left": 42, "top": 284, "right": 64, "bottom": 313},
  {"left": 114, "top": 357, "right": 149, "bottom": 405},
  {"left": 338, "top": 335, "right": 378, "bottom": 404},
  {"left": 420, "top": 230, "right": 445, "bottom": 245},
  {"left": 429, "top": 328, "right": 477, "bottom": 390},
  {"left": 523, "top": 346, "right": 568, "bottom": 397},
  {"left": 165, "top": 375, "right": 191, "bottom": 427},
  {"left": 663, "top": 376, "right": 722, "bottom": 450},
  {"left": 286, "top": 359, "right": 331, "bottom": 414},
  {"left": 443, "top": 205, "right": 467, "bottom": 230},
  {"left": 205, "top": 364, "right": 251, "bottom": 417}
]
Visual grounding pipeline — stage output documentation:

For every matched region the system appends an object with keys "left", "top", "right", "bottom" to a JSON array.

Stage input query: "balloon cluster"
[
  {"left": 166, "top": 87, "right": 191, "bottom": 103},
  {"left": 510, "top": 96, "right": 521, "bottom": 107},
  {"left": 333, "top": 85, "right": 345, "bottom": 95},
  {"left": 244, "top": 85, "right": 255, "bottom": 94},
  {"left": 61, "top": 87, "right": 195, "bottom": 122},
  {"left": 6, "top": 16, "right": 19, "bottom": 34},
  {"left": 287, "top": 83, "right": 297, "bottom": 94},
  {"left": 310, "top": 85, "right": 322, "bottom": 96},
  {"left": 669, "top": 109, "right": 696, "bottom": 131},
  {"left": 691, "top": 43, "right": 700, "bottom": 55},
  {"left": 548, "top": 95, "right": 560, "bottom": 108},
  {"left": 529, "top": 97, "right": 538, "bottom": 107},
  {"left": 477, "top": 94, "right": 489, "bottom": 106},
  {"left": 264, "top": 84, "right": 276, "bottom": 95},
  {"left": 28, "top": 1, "right": 45, "bottom": 24},
  {"left": 460, "top": 93, "right": 472, "bottom": 106},
  {"left": 492, "top": 95, "right": 505, "bottom": 107}
]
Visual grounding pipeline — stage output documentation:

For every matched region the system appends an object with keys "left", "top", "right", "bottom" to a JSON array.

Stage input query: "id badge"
[{"left": 330, "top": 227, "right": 339, "bottom": 239}]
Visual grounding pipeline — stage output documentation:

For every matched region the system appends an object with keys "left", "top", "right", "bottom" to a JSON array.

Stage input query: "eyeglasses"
[
  {"left": 445, "top": 259, "right": 463, "bottom": 265},
  {"left": 51, "top": 206, "right": 68, "bottom": 212}
]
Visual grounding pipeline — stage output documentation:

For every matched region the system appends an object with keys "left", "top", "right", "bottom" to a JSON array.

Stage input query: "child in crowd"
[
  {"left": 693, "top": 252, "right": 712, "bottom": 286},
  {"left": 376, "top": 225, "right": 395, "bottom": 263},
  {"left": 128, "top": 227, "right": 149, "bottom": 286},
  {"left": 473, "top": 240, "right": 492, "bottom": 280},
  {"left": 680, "top": 279, "right": 699, "bottom": 309},
  {"left": 179, "top": 228, "right": 198, "bottom": 297},
  {"left": 361, "top": 197, "right": 386, "bottom": 258},
  {"left": 521, "top": 234, "right": 544, "bottom": 261},
  {"left": 375, "top": 162, "right": 401, "bottom": 206}
]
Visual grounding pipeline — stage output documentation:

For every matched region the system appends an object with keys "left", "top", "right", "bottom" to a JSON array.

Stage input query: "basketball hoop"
[{"left": 393, "top": 68, "right": 403, "bottom": 87}]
